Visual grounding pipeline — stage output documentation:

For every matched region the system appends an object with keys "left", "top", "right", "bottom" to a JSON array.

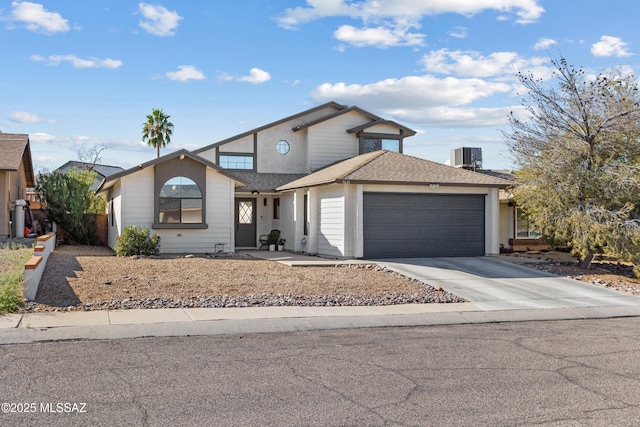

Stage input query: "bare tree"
[
  {"left": 506, "top": 53, "right": 640, "bottom": 271},
  {"left": 76, "top": 144, "right": 109, "bottom": 171}
]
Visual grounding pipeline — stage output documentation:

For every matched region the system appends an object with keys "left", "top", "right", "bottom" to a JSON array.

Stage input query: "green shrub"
[{"left": 114, "top": 225, "right": 161, "bottom": 256}]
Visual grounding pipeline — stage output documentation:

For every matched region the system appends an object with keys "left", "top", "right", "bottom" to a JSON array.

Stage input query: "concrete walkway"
[
  {"left": 246, "top": 250, "right": 374, "bottom": 266},
  {"left": 3, "top": 252, "right": 640, "bottom": 344}
]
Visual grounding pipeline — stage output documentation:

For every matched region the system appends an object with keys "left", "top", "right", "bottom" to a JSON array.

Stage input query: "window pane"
[
  {"left": 181, "top": 199, "right": 202, "bottom": 223},
  {"left": 238, "top": 201, "right": 253, "bottom": 224},
  {"left": 220, "top": 155, "right": 254, "bottom": 169},
  {"left": 273, "top": 197, "right": 280, "bottom": 219},
  {"left": 159, "top": 198, "right": 181, "bottom": 223},
  {"left": 381, "top": 139, "right": 400, "bottom": 152},
  {"left": 160, "top": 176, "right": 201, "bottom": 198},
  {"left": 363, "top": 139, "right": 381, "bottom": 153},
  {"left": 516, "top": 208, "right": 540, "bottom": 238}
]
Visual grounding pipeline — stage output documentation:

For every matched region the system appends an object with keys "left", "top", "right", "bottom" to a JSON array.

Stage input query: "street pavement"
[
  {"left": 2, "top": 254, "right": 640, "bottom": 344},
  {"left": 2, "top": 318, "right": 640, "bottom": 426}
]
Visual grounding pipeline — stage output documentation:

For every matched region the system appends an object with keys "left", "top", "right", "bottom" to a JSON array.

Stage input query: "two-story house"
[{"left": 97, "top": 102, "right": 510, "bottom": 258}]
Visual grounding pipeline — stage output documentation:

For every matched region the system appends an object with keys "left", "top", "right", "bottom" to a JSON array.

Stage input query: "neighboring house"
[
  {"left": 475, "top": 167, "right": 549, "bottom": 252},
  {"left": 97, "top": 102, "right": 511, "bottom": 258},
  {"left": 55, "top": 161, "right": 124, "bottom": 191},
  {"left": 0, "top": 133, "right": 35, "bottom": 238}
]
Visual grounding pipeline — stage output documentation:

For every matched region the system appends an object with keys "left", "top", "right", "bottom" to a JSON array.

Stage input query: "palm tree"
[{"left": 142, "top": 108, "right": 174, "bottom": 158}]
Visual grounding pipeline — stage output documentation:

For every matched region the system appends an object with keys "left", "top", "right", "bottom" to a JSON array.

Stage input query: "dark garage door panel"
[{"left": 363, "top": 193, "right": 485, "bottom": 258}]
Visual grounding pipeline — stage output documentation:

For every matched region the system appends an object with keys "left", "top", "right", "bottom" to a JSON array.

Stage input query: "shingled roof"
[
  {"left": 0, "top": 133, "right": 35, "bottom": 186},
  {"left": 230, "top": 171, "right": 308, "bottom": 193},
  {"left": 277, "top": 150, "right": 511, "bottom": 191}
]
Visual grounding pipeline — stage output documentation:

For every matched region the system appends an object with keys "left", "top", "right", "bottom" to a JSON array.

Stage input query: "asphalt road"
[{"left": 2, "top": 318, "right": 640, "bottom": 426}]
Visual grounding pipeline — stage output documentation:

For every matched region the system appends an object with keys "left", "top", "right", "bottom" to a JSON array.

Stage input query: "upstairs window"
[
  {"left": 159, "top": 176, "right": 202, "bottom": 224},
  {"left": 360, "top": 135, "right": 402, "bottom": 154},
  {"left": 219, "top": 154, "right": 254, "bottom": 170}
]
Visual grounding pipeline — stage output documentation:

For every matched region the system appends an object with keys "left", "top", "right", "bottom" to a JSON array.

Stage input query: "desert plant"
[{"left": 114, "top": 225, "right": 161, "bottom": 256}]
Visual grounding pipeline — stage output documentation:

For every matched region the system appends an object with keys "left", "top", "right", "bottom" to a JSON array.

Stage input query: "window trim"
[
  {"left": 358, "top": 132, "right": 403, "bottom": 154},
  {"left": 515, "top": 207, "right": 540, "bottom": 239},
  {"left": 275, "top": 140, "right": 290, "bottom": 155},
  {"left": 152, "top": 157, "right": 208, "bottom": 230},
  {"left": 303, "top": 194, "right": 308, "bottom": 236},
  {"left": 156, "top": 176, "right": 205, "bottom": 226},
  {"left": 273, "top": 197, "right": 280, "bottom": 219},
  {"left": 217, "top": 152, "right": 256, "bottom": 171}
]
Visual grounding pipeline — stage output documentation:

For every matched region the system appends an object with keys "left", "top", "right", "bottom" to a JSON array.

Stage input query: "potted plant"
[{"left": 277, "top": 239, "right": 285, "bottom": 251}]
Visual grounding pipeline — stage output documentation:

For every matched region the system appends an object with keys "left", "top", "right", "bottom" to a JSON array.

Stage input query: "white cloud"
[
  {"left": 333, "top": 24, "right": 424, "bottom": 47},
  {"left": 448, "top": 26, "right": 467, "bottom": 39},
  {"left": 9, "top": 111, "right": 55, "bottom": 123},
  {"left": 312, "top": 74, "right": 510, "bottom": 109},
  {"left": 276, "top": 0, "right": 544, "bottom": 30},
  {"left": 28, "top": 132, "right": 57, "bottom": 144},
  {"left": 10, "top": 1, "right": 69, "bottom": 34},
  {"left": 165, "top": 65, "right": 205, "bottom": 81},
  {"left": 31, "top": 54, "right": 123, "bottom": 69},
  {"left": 421, "top": 49, "right": 549, "bottom": 78},
  {"left": 138, "top": 2, "right": 182, "bottom": 36},
  {"left": 534, "top": 37, "right": 557, "bottom": 50},
  {"left": 591, "top": 35, "right": 632, "bottom": 57},
  {"left": 397, "top": 106, "right": 515, "bottom": 128},
  {"left": 236, "top": 68, "right": 272, "bottom": 84}
]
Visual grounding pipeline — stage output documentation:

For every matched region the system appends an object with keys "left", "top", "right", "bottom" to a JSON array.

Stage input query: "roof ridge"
[
  {"left": 339, "top": 150, "right": 388, "bottom": 179},
  {"left": 193, "top": 101, "right": 346, "bottom": 154}
]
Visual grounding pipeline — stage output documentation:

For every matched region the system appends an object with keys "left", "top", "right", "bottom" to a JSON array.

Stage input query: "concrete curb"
[{"left": 3, "top": 304, "right": 640, "bottom": 345}]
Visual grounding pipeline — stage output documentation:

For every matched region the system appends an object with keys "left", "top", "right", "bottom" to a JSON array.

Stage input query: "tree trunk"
[{"left": 578, "top": 252, "right": 596, "bottom": 270}]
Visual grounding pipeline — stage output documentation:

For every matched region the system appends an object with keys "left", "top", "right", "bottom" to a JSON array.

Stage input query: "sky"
[{"left": 1, "top": 0, "right": 639, "bottom": 173}]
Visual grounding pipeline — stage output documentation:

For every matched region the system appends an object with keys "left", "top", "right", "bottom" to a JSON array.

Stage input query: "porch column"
[
  {"left": 307, "top": 187, "right": 319, "bottom": 255},
  {"left": 485, "top": 188, "right": 500, "bottom": 255}
]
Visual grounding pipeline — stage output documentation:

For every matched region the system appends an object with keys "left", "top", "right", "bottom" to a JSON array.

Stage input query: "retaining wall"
[{"left": 23, "top": 232, "right": 56, "bottom": 300}]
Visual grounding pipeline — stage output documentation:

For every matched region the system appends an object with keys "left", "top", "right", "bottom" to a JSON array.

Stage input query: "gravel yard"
[{"left": 22, "top": 245, "right": 465, "bottom": 312}]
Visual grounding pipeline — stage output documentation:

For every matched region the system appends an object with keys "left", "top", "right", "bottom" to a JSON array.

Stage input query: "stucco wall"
[{"left": 256, "top": 126, "right": 308, "bottom": 174}]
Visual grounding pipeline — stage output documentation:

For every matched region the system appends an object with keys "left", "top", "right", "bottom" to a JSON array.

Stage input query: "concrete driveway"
[{"left": 376, "top": 256, "right": 640, "bottom": 311}]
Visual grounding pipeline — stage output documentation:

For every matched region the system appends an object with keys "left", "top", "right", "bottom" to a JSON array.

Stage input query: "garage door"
[{"left": 363, "top": 193, "right": 485, "bottom": 258}]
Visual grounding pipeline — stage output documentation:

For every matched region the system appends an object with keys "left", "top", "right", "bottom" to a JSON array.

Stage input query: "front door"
[{"left": 235, "top": 198, "right": 257, "bottom": 247}]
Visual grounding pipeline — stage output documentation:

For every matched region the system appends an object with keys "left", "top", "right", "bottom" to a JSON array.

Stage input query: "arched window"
[{"left": 159, "top": 176, "right": 202, "bottom": 224}]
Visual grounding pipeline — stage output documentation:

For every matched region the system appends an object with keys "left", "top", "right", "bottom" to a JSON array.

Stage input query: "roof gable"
[
  {"left": 346, "top": 119, "right": 416, "bottom": 137},
  {"left": 192, "top": 101, "right": 346, "bottom": 155},
  {"left": 277, "top": 150, "right": 511, "bottom": 191},
  {"left": 95, "top": 149, "right": 248, "bottom": 193},
  {"left": 0, "top": 133, "right": 35, "bottom": 186},
  {"left": 292, "top": 106, "right": 416, "bottom": 137}
]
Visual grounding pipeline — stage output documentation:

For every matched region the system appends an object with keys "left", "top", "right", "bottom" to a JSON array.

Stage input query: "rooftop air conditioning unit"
[{"left": 451, "top": 147, "right": 482, "bottom": 170}]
